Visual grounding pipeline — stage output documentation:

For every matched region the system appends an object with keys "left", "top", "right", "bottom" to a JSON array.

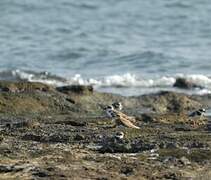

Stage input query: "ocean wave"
[{"left": 0, "top": 70, "right": 211, "bottom": 95}]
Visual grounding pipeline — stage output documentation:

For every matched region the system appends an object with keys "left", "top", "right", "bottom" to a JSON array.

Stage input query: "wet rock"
[
  {"left": 65, "top": 97, "right": 75, "bottom": 104},
  {"left": 120, "top": 166, "right": 134, "bottom": 176},
  {"left": 22, "top": 133, "right": 43, "bottom": 142},
  {"left": 132, "top": 140, "right": 158, "bottom": 152},
  {"left": 163, "top": 172, "right": 180, "bottom": 180},
  {"left": 32, "top": 170, "right": 50, "bottom": 177},
  {"left": 174, "top": 125, "right": 191, "bottom": 131},
  {"left": 99, "top": 138, "right": 157, "bottom": 153},
  {"left": 159, "top": 141, "right": 179, "bottom": 149},
  {"left": 96, "top": 177, "right": 108, "bottom": 180},
  {"left": 46, "top": 133, "right": 71, "bottom": 143},
  {"left": 184, "top": 141, "right": 208, "bottom": 149},
  {"left": 166, "top": 142, "right": 180, "bottom": 149},
  {"left": 56, "top": 85, "right": 93, "bottom": 95},
  {"left": 22, "top": 131, "right": 73, "bottom": 143},
  {"left": 162, "top": 156, "right": 179, "bottom": 164},
  {"left": 207, "top": 119, "right": 211, "bottom": 131},
  {"left": 0, "top": 81, "right": 211, "bottom": 179},
  {"left": 140, "top": 113, "right": 155, "bottom": 123},
  {"left": 74, "top": 134, "right": 85, "bottom": 141},
  {"left": 99, "top": 138, "right": 132, "bottom": 153},
  {"left": 55, "top": 120, "right": 87, "bottom": 127},
  {"left": 0, "top": 81, "right": 53, "bottom": 93},
  {"left": 5, "top": 120, "right": 40, "bottom": 129},
  {"left": 173, "top": 78, "right": 203, "bottom": 89},
  {"left": 0, "top": 165, "right": 13, "bottom": 173},
  {"left": 0, "top": 164, "right": 28, "bottom": 173}
]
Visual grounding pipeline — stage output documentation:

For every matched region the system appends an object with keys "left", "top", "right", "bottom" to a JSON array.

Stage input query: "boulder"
[
  {"left": 173, "top": 78, "right": 203, "bottom": 89},
  {"left": 56, "top": 85, "right": 93, "bottom": 95}
]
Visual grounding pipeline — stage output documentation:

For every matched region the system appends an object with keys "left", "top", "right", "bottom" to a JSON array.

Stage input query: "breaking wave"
[{"left": 0, "top": 69, "right": 211, "bottom": 95}]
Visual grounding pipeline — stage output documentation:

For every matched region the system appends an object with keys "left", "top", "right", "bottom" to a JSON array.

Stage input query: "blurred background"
[{"left": 1, "top": 0, "right": 211, "bottom": 95}]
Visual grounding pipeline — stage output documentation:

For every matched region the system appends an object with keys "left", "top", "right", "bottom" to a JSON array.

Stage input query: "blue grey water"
[{"left": 1, "top": 0, "right": 211, "bottom": 95}]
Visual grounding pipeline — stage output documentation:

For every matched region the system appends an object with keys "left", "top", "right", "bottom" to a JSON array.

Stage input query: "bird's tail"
[{"left": 119, "top": 117, "right": 140, "bottom": 129}]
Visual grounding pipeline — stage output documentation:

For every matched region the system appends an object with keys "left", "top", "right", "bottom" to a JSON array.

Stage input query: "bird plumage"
[
  {"left": 106, "top": 102, "right": 136, "bottom": 122},
  {"left": 189, "top": 108, "right": 206, "bottom": 118},
  {"left": 188, "top": 108, "right": 206, "bottom": 127},
  {"left": 112, "top": 102, "right": 123, "bottom": 111},
  {"left": 115, "top": 131, "right": 124, "bottom": 140},
  {"left": 105, "top": 107, "right": 140, "bottom": 129}
]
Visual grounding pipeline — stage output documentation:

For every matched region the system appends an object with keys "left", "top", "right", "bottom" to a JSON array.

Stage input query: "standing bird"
[
  {"left": 105, "top": 106, "right": 140, "bottom": 129},
  {"left": 112, "top": 102, "right": 123, "bottom": 111},
  {"left": 188, "top": 108, "right": 206, "bottom": 127},
  {"left": 114, "top": 131, "right": 124, "bottom": 140},
  {"left": 110, "top": 102, "right": 136, "bottom": 123}
]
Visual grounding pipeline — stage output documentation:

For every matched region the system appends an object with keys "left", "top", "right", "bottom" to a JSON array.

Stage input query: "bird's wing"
[
  {"left": 117, "top": 116, "right": 140, "bottom": 129},
  {"left": 188, "top": 111, "right": 195, "bottom": 117},
  {"left": 114, "top": 110, "right": 136, "bottom": 122}
]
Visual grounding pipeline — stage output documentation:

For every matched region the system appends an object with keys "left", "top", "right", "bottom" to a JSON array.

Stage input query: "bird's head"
[
  {"left": 115, "top": 131, "right": 124, "bottom": 139},
  {"left": 105, "top": 105, "right": 114, "bottom": 111},
  {"left": 105, "top": 105, "right": 115, "bottom": 118},
  {"left": 112, "top": 102, "right": 123, "bottom": 111},
  {"left": 199, "top": 108, "right": 206, "bottom": 113}
]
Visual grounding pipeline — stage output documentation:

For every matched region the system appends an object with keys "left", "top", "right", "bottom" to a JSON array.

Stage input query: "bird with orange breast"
[
  {"left": 111, "top": 102, "right": 137, "bottom": 123},
  {"left": 105, "top": 103, "right": 140, "bottom": 129}
]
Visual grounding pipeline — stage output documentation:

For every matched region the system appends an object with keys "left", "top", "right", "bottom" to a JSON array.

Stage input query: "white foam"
[
  {"left": 66, "top": 73, "right": 176, "bottom": 88},
  {"left": 178, "top": 74, "right": 211, "bottom": 87},
  {"left": 10, "top": 69, "right": 66, "bottom": 86},
  {"left": 2, "top": 70, "right": 211, "bottom": 95}
]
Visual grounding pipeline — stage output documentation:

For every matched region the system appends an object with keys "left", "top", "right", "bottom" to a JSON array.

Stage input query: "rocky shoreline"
[{"left": 0, "top": 81, "right": 210, "bottom": 179}]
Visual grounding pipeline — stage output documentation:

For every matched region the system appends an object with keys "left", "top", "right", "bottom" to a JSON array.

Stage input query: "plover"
[
  {"left": 189, "top": 108, "right": 206, "bottom": 127},
  {"left": 112, "top": 102, "right": 123, "bottom": 111},
  {"left": 105, "top": 106, "right": 140, "bottom": 129},
  {"left": 189, "top": 108, "right": 206, "bottom": 118},
  {"left": 114, "top": 131, "right": 124, "bottom": 140},
  {"left": 107, "top": 102, "right": 136, "bottom": 123}
]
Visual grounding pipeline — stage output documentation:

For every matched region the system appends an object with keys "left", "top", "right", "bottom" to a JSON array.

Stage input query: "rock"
[
  {"left": 162, "top": 156, "right": 178, "bottom": 164},
  {"left": 163, "top": 172, "right": 180, "bottom": 180},
  {"left": 173, "top": 78, "right": 202, "bottom": 89},
  {"left": 179, "top": 156, "right": 191, "bottom": 165},
  {"left": 184, "top": 141, "right": 208, "bottom": 149},
  {"left": 0, "top": 165, "right": 12, "bottom": 173},
  {"left": 32, "top": 170, "right": 50, "bottom": 177},
  {"left": 22, "top": 133, "right": 43, "bottom": 142},
  {"left": 74, "top": 134, "right": 85, "bottom": 141},
  {"left": 99, "top": 138, "right": 158, "bottom": 153},
  {"left": 159, "top": 141, "right": 179, "bottom": 149},
  {"left": 55, "top": 120, "right": 87, "bottom": 127},
  {"left": 166, "top": 142, "right": 180, "bottom": 149},
  {"left": 0, "top": 164, "right": 29, "bottom": 173},
  {"left": 174, "top": 125, "right": 191, "bottom": 131},
  {"left": 132, "top": 140, "right": 158, "bottom": 152},
  {"left": 140, "top": 91, "right": 202, "bottom": 113},
  {"left": 96, "top": 177, "right": 108, "bottom": 180},
  {"left": 56, "top": 85, "right": 93, "bottom": 95},
  {"left": 120, "top": 166, "right": 134, "bottom": 176},
  {"left": 6, "top": 121, "right": 40, "bottom": 129},
  {"left": 0, "top": 81, "right": 211, "bottom": 179},
  {"left": 207, "top": 119, "right": 211, "bottom": 131},
  {"left": 0, "top": 81, "right": 53, "bottom": 93},
  {"left": 0, "top": 135, "right": 3, "bottom": 143},
  {"left": 141, "top": 113, "right": 155, "bottom": 123},
  {"left": 99, "top": 137, "right": 132, "bottom": 153}
]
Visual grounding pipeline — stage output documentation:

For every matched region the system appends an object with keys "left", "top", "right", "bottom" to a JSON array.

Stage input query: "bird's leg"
[
  {"left": 193, "top": 121, "right": 197, "bottom": 128},
  {"left": 111, "top": 119, "right": 117, "bottom": 128}
]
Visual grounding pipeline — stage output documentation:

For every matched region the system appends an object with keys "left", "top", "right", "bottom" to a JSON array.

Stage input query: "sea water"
[{"left": 1, "top": 0, "right": 211, "bottom": 96}]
